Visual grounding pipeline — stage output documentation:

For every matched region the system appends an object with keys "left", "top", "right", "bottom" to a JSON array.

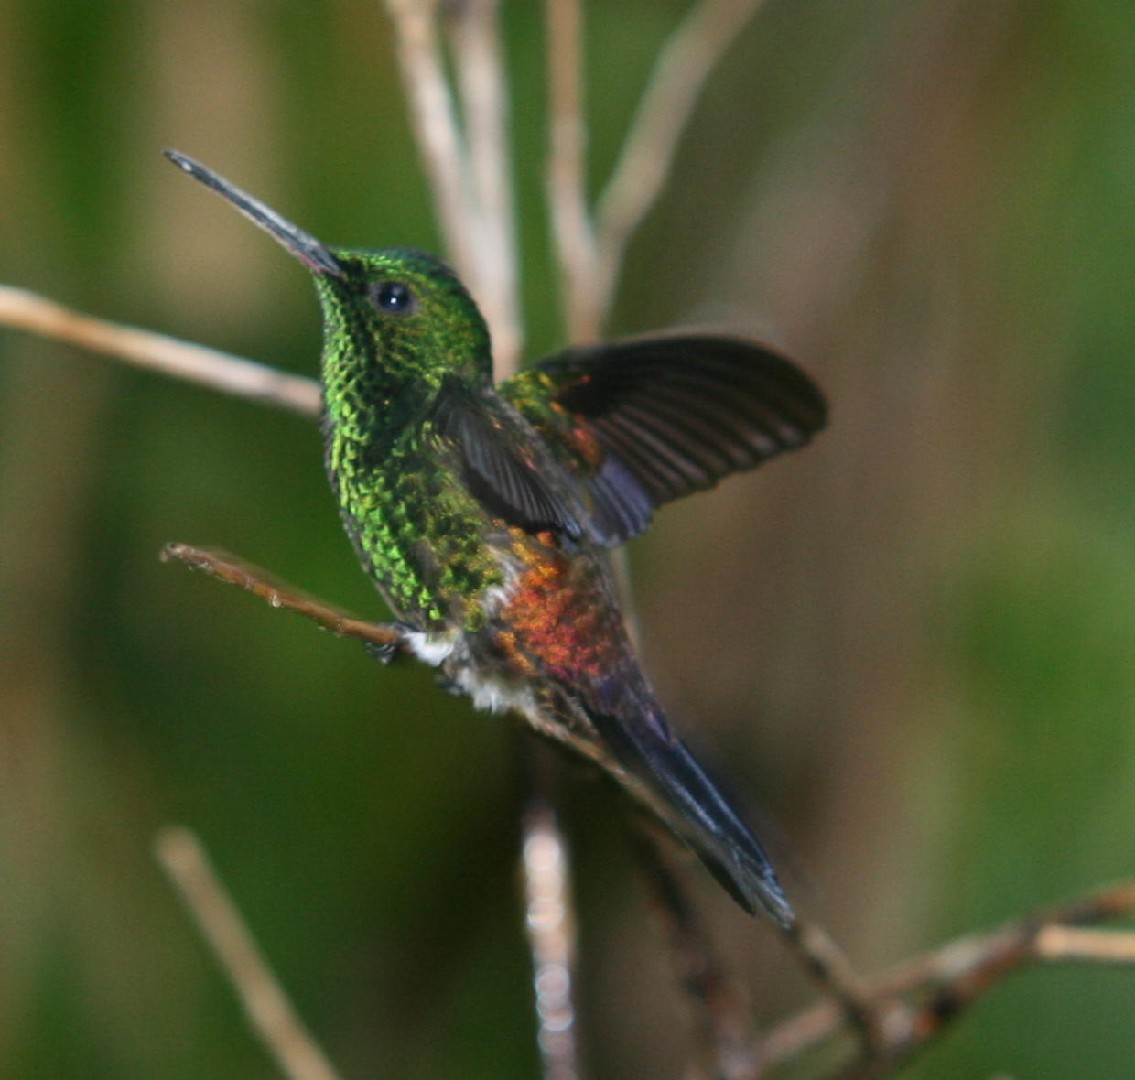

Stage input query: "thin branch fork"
[
  {"left": 382, "top": 0, "right": 480, "bottom": 285},
  {"left": 545, "top": 0, "right": 767, "bottom": 341},
  {"left": 762, "top": 880, "right": 1135, "bottom": 1076},
  {"left": 1, "top": 1, "right": 765, "bottom": 371}
]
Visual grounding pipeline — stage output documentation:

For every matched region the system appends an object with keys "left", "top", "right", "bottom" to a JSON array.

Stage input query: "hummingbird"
[{"left": 166, "top": 150, "right": 826, "bottom": 927}]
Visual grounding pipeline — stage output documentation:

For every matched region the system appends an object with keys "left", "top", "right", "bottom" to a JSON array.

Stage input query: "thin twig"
[
  {"left": 593, "top": 0, "right": 765, "bottom": 326},
  {"left": 782, "top": 917, "right": 883, "bottom": 1055},
  {"left": 160, "top": 543, "right": 406, "bottom": 654},
  {"left": 632, "top": 827, "right": 761, "bottom": 1080},
  {"left": 447, "top": 0, "right": 523, "bottom": 375},
  {"left": 383, "top": 0, "right": 480, "bottom": 294},
  {"left": 0, "top": 285, "right": 320, "bottom": 416},
  {"left": 156, "top": 827, "right": 347, "bottom": 1080},
  {"left": 1035, "top": 926, "right": 1135, "bottom": 963},
  {"left": 522, "top": 745, "right": 581, "bottom": 1080},
  {"left": 546, "top": 0, "right": 600, "bottom": 342}
]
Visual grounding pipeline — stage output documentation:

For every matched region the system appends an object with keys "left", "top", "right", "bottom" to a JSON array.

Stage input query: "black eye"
[{"left": 372, "top": 280, "right": 416, "bottom": 315}]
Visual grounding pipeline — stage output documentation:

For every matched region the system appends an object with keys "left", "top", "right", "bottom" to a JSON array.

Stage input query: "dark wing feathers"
[
  {"left": 588, "top": 453, "right": 655, "bottom": 542},
  {"left": 433, "top": 379, "right": 586, "bottom": 540},
  {"left": 500, "top": 334, "right": 826, "bottom": 544}
]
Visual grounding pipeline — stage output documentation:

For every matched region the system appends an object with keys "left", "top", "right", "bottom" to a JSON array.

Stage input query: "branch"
[
  {"left": 156, "top": 828, "right": 347, "bottom": 1080},
  {"left": 761, "top": 880, "right": 1135, "bottom": 1076},
  {"left": 779, "top": 917, "right": 882, "bottom": 1057},
  {"left": 521, "top": 745, "right": 582, "bottom": 1080},
  {"left": 0, "top": 285, "right": 320, "bottom": 417},
  {"left": 161, "top": 542, "right": 591, "bottom": 1080},
  {"left": 593, "top": 0, "right": 765, "bottom": 326},
  {"left": 160, "top": 543, "right": 406, "bottom": 655}
]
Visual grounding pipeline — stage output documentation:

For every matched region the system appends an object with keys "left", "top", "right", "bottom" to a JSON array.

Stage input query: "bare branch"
[
  {"left": 156, "top": 828, "right": 347, "bottom": 1080},
  {"left": 447, "top": 0, "right": 524, "bottom": 375},
  {"left": 546, "top": 0, "right": 600, "bottom": 342},
  {"left": 0, "top": 285, "right": 320, "bottom": 416},
  {"left": 594, "top": 0, "right": 765, "bottom": 325},
  {"left": 781, "top": 917, "right": 882, "bottom": 1057},
  {"left": 762, "top": 880, "right": 1135, "bottom": 1075},
  {"left": 160, "top": 543, "right": 407, "bottom": 655}
]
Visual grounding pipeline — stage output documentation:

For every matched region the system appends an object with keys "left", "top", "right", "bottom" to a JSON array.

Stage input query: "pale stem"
[
  {"left": 594, "top": 0, "right": 765, "bottom": 325},
  {"left": 0, "top": 285, "right": 320, "bottom": 417},
  {"left": 546, "top": 0, "right": 600, "bottom": 343},
  {"left": 383, "top": 0, "right": 481, "bottom": 295},
  {"left": 156, "top": 828, "right": 348, "bottom": 1080},
  {"left": 523, "top": 789, "right": 581, "bottom": 1080},
  {"left": 447, "top": 0, "right": 524, "bottom": 376},
  {"left": 1035, "top": 926, "right": 1135, "bottom": 964}
]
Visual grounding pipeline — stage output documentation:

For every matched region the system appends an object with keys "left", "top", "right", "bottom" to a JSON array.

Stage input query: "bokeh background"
[{"left": 3, "top": 1, "right": 1134, "bottom": 1077}]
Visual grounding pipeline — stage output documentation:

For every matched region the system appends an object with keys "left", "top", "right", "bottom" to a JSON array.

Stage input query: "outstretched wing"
[{"left": 499, "top": 334, "right": 827, "bottom": 545}]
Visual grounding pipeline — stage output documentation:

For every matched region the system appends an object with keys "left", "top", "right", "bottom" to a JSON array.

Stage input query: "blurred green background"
[{"left": 2, "top": 1, "right": 1134, "bottom": 1077}]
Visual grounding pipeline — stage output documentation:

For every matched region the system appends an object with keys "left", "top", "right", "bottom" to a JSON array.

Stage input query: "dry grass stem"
[
  {"left": 156, "top": 828, "right": 347, "bottom": 1080},
  {"left": 594, "top": 0, "right": 765, "bottom": 324},
  {"left": 546, "top": 0, "right": 600, "bottom": 342},
  {"left": 0, "top": 285, "right": 320, "bottom": 416}
]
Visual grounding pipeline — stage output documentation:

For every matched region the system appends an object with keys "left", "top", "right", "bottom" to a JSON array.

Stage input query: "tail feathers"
[{"left": 591, "top": 711, "right": 795, "bottom": 927}]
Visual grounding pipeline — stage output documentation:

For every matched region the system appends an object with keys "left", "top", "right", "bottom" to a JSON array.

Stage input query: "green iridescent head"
[{"left": 165, "top": 150, "right": 492, "bottom": 386}]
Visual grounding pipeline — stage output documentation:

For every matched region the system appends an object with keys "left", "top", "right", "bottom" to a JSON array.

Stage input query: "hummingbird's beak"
[{"left": 165, "top": 150, "right": 342, "bottom": 278}]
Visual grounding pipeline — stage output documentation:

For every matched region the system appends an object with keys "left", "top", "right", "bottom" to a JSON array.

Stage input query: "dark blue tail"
[{"left": 590, "top": 709, "right": 794, "bottom": 927}]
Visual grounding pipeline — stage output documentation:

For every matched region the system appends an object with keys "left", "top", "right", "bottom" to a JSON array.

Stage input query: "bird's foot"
[{"left": 363, "top": 622, "right": 415, "bottom": 664}]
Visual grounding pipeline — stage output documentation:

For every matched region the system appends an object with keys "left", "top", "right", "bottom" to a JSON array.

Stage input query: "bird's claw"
[{"left": 364, "top": 622, "right": 414, "bottom": 664}]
